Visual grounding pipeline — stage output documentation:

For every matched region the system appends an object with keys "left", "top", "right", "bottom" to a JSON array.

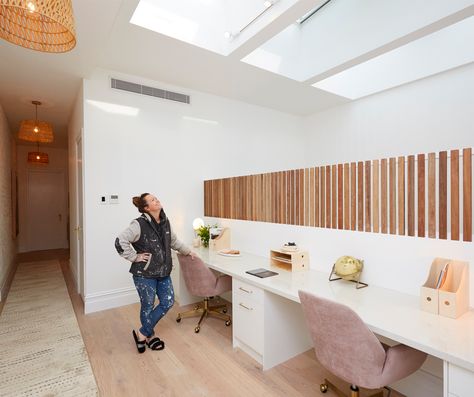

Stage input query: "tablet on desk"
[{"left": 246, "top": 268, "right": 278, "bottom": 278}]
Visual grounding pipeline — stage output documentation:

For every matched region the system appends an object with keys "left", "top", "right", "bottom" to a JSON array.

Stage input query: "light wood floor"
[{"left": 12, "top": 250, "right": 402, "bottom": 397}]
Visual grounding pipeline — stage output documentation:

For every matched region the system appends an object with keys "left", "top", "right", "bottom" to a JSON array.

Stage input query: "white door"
[
  {"left": 76, "top": 135, "right": 85, "bottom": 297},
  {"left": 26, "top": 170, "right": 67, "bottom": 251}
]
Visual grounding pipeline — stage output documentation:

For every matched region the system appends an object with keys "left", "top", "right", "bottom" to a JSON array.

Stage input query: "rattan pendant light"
[
  {"left": 0, "top": 0, "right": 76, "bottom": 53},
  {"left": 27, "top": 143, "right": 49, "bottom": 164},
  {"left": 18, "top": 100, "right": 54, "bottom": 143}
]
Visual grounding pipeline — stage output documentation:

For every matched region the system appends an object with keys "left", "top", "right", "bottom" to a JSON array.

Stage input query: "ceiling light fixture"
[
  {"left": 18, "top": 101, "right": 54, "bottom": 143},
  {"left": 0, "top": 0, "right": 77, "bottom": 53},
  {"left": 27, "top": 146, "right": 49, "bottom": 165}
]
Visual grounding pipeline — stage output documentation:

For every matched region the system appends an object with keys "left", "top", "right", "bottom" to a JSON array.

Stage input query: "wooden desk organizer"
[
  {"left": 420, "top": 257, "right": 469, "bottom": 318},
  {"left": 209, "top": 228, "right": 231, "bottom": 251},
  {"left": 270, "top": 249, "right": 309, "bottom": 271}
]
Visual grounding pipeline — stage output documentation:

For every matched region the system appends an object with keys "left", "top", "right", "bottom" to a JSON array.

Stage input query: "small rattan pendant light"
[
  {"left": 27, "top": 142, "right": 49, "bottom": 164},
  {"left": 0, "top": 0, "right": 76, "bottom": 53},
  {"left": 18, "top": 100, "right": 54, "bottom": 143}
]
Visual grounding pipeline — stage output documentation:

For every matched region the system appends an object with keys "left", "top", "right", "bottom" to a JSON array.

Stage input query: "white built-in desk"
[{"left": 198, "top": 249, "right": 474, "bottom": 397}]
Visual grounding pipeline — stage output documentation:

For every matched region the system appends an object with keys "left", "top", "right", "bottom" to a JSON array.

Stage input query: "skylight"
[
  {"left": 130, "top": 0, "right": 282, "bottom": 56},
  {"left": 312, "top": 16, "right": 474, "bottom": 99}
]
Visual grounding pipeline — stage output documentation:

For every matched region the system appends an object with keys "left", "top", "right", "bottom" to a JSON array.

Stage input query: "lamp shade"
[
  {"left": 18, "top": 100, "right": 54, "bottom": 143},
  {"left": 18, "top": 119, "right": 54, "bottom": 143},
  {"left": 27, "top": 151, "right": 49, "bottom": 164},
  {"left": 193, "top": 218, "right": 204, "bottom": 230},
  {"left": 0, "top": 0, "right": 76, "bottom": 53}
]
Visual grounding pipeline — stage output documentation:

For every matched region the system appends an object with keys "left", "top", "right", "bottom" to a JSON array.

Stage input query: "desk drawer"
[
  {"left": 233, "top": 293, "right": 263, "bottom": 355},
  {"left": 234, "top": 279, "right": 264, "bottom": 304},
  {"left": 448, "top": 363, "right": 474, "bottom": 397}
]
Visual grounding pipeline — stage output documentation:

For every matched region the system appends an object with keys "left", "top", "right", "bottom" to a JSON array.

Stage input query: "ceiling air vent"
[{"left": 111, "top": 78, "right": 190, "bottom": 104}]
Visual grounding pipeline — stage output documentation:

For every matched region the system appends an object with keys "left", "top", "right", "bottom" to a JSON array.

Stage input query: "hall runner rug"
[{"left": 0, "top": 260, "right": 98, "bottom": 396}]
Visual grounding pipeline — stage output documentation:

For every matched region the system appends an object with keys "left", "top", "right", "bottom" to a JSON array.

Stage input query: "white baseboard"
[{"left": 84, "top": 286, "right": 138, "bottom": 314}]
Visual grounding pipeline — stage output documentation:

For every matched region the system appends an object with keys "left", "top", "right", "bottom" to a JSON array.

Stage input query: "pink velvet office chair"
[
  {"left": 298, "top": 290, "right": 427, "bottom": 397},
  {"left": 176, "top": 254, "right": 232, "bottom": 333}
]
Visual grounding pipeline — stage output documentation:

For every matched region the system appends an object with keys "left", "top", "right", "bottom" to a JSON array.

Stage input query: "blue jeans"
[{"left": 132, "top": 275, "right": 175, "bottom": 338}]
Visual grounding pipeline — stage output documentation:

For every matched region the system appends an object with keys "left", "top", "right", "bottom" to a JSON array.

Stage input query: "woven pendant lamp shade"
[
  {"left": 18, "top": 101, "right": 54, "bottom": 143},
  {"left": 0, "top": 0, "right": 76, "bottom": 53},
  {"left": 27, "top": 151, "right": 49, "bottom": 164},
  {"left": 18, "top": 119, "right": 54, "bottom": 143}
]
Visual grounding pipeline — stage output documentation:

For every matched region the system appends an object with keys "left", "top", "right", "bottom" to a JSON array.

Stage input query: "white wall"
[
  {"left": 0, "top": 104, "right": 16, "bottom": 301},
  {"left": 209, "top": 63, "right": 474, "bottom": 306},
  {"left": 16, "top": 145, "right": 68, "bottom": 253},
  {"left": 82, "top": 68, "right": 305, "bottom": 312}
]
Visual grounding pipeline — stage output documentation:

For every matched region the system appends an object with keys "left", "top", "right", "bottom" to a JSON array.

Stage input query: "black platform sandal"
[
  {"left": 132, "top": 330, "right": 146, "bottom": 353},
  {"left": 147, "top": 337, "right": 165, "bottom": 351}
]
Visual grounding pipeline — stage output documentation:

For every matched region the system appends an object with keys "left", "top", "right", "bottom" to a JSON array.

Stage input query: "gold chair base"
[
  {"left": 176, "top": 297, "right": 231, "bottom": 333},
  {"left": 320, "top": 378, "right": 385, "bottom": 397}
]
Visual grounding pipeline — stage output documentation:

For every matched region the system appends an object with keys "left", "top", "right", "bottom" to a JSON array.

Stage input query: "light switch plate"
[{"left": 110, "top": 194, "right": 119, "bottom": 204}]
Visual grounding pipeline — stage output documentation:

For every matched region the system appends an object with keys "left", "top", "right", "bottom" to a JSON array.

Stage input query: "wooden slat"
[
  {"left": 337, "top": 164, "right": 343, "bottom": 229},
  {"left": 451, "top": 150, "right": 459, "bottom": 240},
  {"left": 417, "top": 154, "right": 425, "bottom": 237},
  {"left": 372, "top": 160, "right": 379, "bottom": 233},
  {"left": 343, "top": 163, "right": 349, "bottom": 230},
  {"left": 315, "top": 167, "right": 320, "bottom": 227},
  {"left": 350, "top": 162, "right": 356, "bottom": 231},
  {"left": 365, "top": 160, "right": 371, "bottom": 232},
  {"left": 326, "top": 166, "right": 331, "bottom": 228},
  {"left": 299, "top": 169, "right": 305, "bottom": 226},
  {"left": 288, "top": 171, "right": 294, "bottom": 225},
  {"left": 357, "top": 161, "right": 364, "bottom": 231},
  {"left": 407, "top": 155, "right": 415, "bottom": 236},
  {"left": 266, "top": 173, "right": 272, "bottom": 222},
  {"left": 223, "top": 178, "right": 230, "bottom": 219},
  {"left": 294, "top": 170, "right": 300, "bottom": 225},
  {"left": 439, "top": 151, "right": 447, "bottom": 239},
  {"left": 203, "top": 180, "right": 208, "bottom": 216},
  {"left": 309, "top": 168, "right": 315, "bottom": 226},
  {"left": 332, "top": 164, "right": 337, "bottom": 229},
  {"left": 398, "top": 156, "right": 405, "bottom": 235},
  {"left": 381, "top": 159, "right": 387, "bottom": 234},
  {"left": 463, "top": 148, "right": 472, "bottom": 242},
  {"left": 320, "top": 166, "right": 325, "bottom": 228},
  {"left": 389, "top": 158, "right": 396, "bottom": 235},
  {"left": 428, "top": 153, "right": 436, "bottom": 238},
  {"left": 271, "top": 173, "right": 277, "bottom": 223}
]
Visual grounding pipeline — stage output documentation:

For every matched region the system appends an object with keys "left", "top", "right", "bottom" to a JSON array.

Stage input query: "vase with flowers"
[{"left": 197, "top": 224, "right": 211, "bottom": 248}]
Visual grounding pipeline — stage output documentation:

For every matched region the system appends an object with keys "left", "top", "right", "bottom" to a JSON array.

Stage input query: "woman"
[{"left": 115, "top": 193, "right": 195, "bottom": 353}]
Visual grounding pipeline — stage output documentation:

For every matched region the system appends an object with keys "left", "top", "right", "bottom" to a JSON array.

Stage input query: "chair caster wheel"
[
  {"left": 194, "top": 305, "right": 200, "bottom": 310},
  {"left": 225, "top": 320, "right": 231, "bottom": 326},
  {"left": 176, "top": 316, "right": 181, "bottom": 323},
  {"left": 320, "top": 383, "right": 328, "bottom": 393},
  {"left": 222, "top": 308, "right": 227, "bottom": 313},
  {"left": 194, "top": 326, "right": 200, "bottom": 333}
]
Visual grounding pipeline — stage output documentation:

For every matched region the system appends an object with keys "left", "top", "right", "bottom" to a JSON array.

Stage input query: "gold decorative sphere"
[{"left": 334, "top": 256, "right": 364, "bottom": 281}]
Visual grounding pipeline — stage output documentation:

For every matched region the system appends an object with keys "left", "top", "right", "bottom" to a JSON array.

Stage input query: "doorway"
[{"left": 26, "top": 170, "right": 68, "bottom": 251}]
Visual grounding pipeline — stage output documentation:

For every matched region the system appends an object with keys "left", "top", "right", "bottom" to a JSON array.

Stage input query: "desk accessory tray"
[
  {"left": 270, "top": 249, "right": 309, "bottom": 271},
  {"left": 209, "top": 227, "right": 231, "bottom": 251},
  {"left": 420, "top": 257, "right": 469, "bottom": 318}
]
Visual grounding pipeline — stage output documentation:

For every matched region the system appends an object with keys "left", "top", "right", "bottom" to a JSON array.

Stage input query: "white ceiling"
[{"left": 0, "top": 0, "right": 473, "bottom": 148}]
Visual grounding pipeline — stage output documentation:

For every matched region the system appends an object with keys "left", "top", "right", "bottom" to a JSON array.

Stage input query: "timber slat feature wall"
[{"left": 204, "top": 148, "right": 473, "bottom": 241}]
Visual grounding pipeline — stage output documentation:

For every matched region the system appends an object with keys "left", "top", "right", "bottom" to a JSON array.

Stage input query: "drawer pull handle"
[
  {"left": 444, "top": 301, "right": 450, "bottom": 306},
  {"left": 239, "top": 287, "right": 252, "bottom": 294},
  {"left": 426, "top": 297, "right": 432, "bottom": 302},
  {"left": 239, "top": 303, "right": 253, "bottom": 311}
]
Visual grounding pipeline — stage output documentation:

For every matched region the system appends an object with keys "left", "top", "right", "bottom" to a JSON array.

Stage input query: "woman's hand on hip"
[{"left": 136, "top": 253, "right": 151, "bottom": 262}]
